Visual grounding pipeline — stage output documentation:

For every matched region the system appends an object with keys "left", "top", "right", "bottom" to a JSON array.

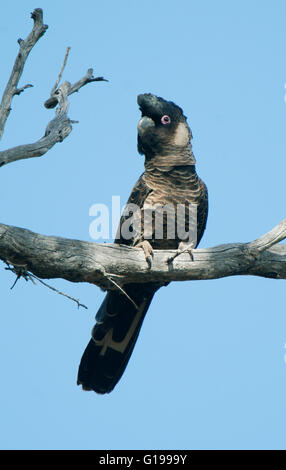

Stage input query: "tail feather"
[{"left": 77, "top": 283, "right": 158, "bottom": 394}]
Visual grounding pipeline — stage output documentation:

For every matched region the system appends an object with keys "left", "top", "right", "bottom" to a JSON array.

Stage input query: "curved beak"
[{"left": 137, "top": 116, "right": 155, "bottom": 137}]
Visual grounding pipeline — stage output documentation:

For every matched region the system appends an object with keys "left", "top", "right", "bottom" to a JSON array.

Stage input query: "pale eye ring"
[{"left": 161, "top": 115, "right": 171, "bottom": 125}]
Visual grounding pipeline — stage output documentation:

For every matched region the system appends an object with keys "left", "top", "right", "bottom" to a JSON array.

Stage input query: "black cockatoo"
[{"left": 77, "top": 93, "right": 208, "bottom": 393}]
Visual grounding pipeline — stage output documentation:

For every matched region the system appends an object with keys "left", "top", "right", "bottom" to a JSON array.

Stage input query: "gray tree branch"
[
  {"left": 0, "top": 81, "right": 73, "bottom": 167},
  {"left": 44, "top": 67, "right": 108, "bottom": 109},
  {"left": 0, "top": 9, "right": 107, "bottom": 168},
  {"left": 0, "top": 221, "right": 286, "bottom": 292},
  {"left": 0, "top": 8, "right": 48, "bottom": 140}
]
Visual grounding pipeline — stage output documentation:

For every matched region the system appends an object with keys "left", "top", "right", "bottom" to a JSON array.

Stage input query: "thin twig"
[
  {"left": 50, "top": 47, "right": 71, "bottom": 96},
  {"left": 5, "top": 262, "right": 87, "bottom": 310},
  {"left": 30, "top": 273, "right": 88, "bottom": 310},
  {"left": 5, "top": 262, "right": 31, "bottom": 288},
  {"left": 106, "top": 275, "right": 139, "bottom": 310}
]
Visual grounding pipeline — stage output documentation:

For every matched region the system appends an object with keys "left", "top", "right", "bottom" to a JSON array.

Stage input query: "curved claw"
[
  {"left": 136, "top": 240, "right": 153, "bottom": 268},
  {"left": 167, "top": 241, "right": 195, "bottom": 264}
]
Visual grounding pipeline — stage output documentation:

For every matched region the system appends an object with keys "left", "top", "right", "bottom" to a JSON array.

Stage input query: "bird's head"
[{"left": 137, "top": 93, "right": 193, "bottom": 162}]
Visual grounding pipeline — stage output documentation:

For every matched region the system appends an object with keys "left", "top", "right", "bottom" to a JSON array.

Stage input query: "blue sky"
[{"left": 0, "top": 0, "right": 286, "bottom": 450}]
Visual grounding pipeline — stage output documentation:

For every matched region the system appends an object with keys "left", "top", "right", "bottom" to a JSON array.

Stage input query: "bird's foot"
[
  {"left": 167, "top": 241, "right": 195, "bottom": 264},
  {"left": 136, "top": 240, "right": 153, "bottom": 268}
]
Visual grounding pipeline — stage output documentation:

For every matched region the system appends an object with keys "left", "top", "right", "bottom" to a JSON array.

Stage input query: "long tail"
[{"left": 77, "top": 283, "right": 159, "bottom": 394}]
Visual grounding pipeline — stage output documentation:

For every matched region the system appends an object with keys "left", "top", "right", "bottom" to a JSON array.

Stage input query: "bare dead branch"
[
  {"left": 0, "top": 8, "right": 48, "bottom": 139},
  {"left": 50, "top": 47, "right": 71, "bottom": 96},
  {"left": 44, "top": 68, "right": 108, "bottom": 109},
  {"left": 13, "top": 83, "right": 34, "bottom": 96},
  {"left": 0, "top": 221, "right": 286, "bottom": 292},
  {"left": 106, "top": 275, "right": 140, "bottom": 310},
  {"left": 4, "top": 262, "right": 88, "bottom": 309},
  {"left": 0, "top": 12, "right": 106, "bottom": 168},
  {"left": 28, "top": 274, "right": 88, "bottom": 310},
  {"left": 0, "top": 81, "right": 73, "bottom": 167},
  {"left": 246, "top": 219, "right": 286, "bottom": 254}
]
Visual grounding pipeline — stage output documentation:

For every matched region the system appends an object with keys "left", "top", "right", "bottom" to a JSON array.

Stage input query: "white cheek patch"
[{"left": 173, "top": 122, "right": 189, "bottom": 146}]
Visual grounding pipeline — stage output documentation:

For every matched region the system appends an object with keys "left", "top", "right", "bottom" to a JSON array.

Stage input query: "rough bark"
[
  {"left": 0, "top": 81, "right": 72, "bottom": 166},
  {"left": 0, "top": 221, "right": 286, "bottom": 291},
  {"left": 0, "top": 9, "right": 48, "bottom": 140}
]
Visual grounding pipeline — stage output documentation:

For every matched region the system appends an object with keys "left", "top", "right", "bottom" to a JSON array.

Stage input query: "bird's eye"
[{"left": 161, "top": 115, "right": 171, "bottom": 125}]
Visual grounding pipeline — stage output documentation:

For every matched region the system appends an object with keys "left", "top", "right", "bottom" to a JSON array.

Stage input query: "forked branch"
[{"left": 0, "top": 8, "right": 107, "bottom": 168}]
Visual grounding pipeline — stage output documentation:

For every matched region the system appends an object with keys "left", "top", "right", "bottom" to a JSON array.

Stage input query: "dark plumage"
[{"left": 77, "top": 93, "right": 208, "bottom": 393}]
